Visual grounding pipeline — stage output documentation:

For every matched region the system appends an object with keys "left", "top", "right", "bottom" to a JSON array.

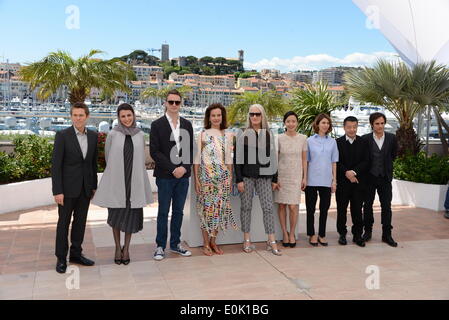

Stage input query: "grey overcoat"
[{"left": 92, "top": 130, "right": 153, "bottom": 208}]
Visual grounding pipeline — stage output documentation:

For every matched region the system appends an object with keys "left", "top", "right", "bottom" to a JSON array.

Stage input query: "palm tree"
[
  {"left": 290, "top": 82, "right": 338, "bottom": 136},
  {"left": 346, "top": 60, "right": 422, "bottom": 156},
  {"left": 346, "top": 59, "right": 449, "bottom": 157},
  {"left": 140, "top": 85, "right": 192, "bottom": 105},
  {"left": 227, "top": 90, "right": 289, "bottom": 126},
  {"left": 406, "top": 61, "right": 449, "bottom": 155},
  {"left": 20, "top": 49, "right": 134, "bottom": 105}
]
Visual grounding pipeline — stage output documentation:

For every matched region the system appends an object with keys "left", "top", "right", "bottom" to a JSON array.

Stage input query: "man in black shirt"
[{"left": 336, "top": 116, "right": 369, "bottom": 247}]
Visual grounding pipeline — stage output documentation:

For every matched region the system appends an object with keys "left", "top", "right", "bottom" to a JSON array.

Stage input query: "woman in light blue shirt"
[{"left": 306, "top": 113, "right": 339, "bottom": 247}]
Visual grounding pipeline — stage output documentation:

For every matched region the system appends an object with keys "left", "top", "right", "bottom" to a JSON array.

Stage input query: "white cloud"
[{"left": 244, "top": 51, "right": 400, "bottom": 72}]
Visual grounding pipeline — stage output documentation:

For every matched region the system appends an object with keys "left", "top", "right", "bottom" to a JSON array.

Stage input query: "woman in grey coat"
[{"left": 92, "top": 103, "right": 153, "bottom": 265}]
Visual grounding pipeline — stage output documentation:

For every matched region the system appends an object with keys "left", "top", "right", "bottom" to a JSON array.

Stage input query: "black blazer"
[
  {"left": 234, "top": 129, "right": 278, "bottom": 183},
  {"left": 150, "top": 115, "right": 194, "bottom": 179},
  {"left": 51, "top": 126, "right": 98, "bottom": 198},
  {"left": 336, "top": 135, "right": 369, "bottom": 186},
  {"left": 362, "top": 132, "right": 398, "bottom": 181}
]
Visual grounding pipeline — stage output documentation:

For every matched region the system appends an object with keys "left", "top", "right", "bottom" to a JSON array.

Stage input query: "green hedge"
[
  {"left": 0, "top": 134, "right": 107, "bottom": 184},
  {"left": 0, "top": 135, "right": 53, "bottom": 184},
  {"left": 393, "top": 152, "right": 449, "bottom": 185}
]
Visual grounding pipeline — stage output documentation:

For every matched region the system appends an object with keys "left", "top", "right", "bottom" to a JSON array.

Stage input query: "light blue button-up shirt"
[{"left": 307, "top": 134, "right": 339, "bottom": 187}]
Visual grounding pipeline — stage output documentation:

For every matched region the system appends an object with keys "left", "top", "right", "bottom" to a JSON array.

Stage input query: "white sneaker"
[
  {"left": 170, "top": 244, "right": 192, "bottom": 257},
  {"left": 153, "top": 247, "right": 165, "bottom": 261}
]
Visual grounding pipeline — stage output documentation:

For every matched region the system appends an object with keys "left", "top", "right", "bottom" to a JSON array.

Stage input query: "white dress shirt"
[
  {"left": 74, "top": 126, "right": 88, "bottom": 159},
  {"left": 345, "top": 135, "right": 357, "bottom": 176},
  {"left": 165, "top": 112, "right": 180, "bottom": 153},
  {"left": 345, "top": 135, "right": 356, "bottom": 144},
  {"left": 373, "top": 132, "right": 385, "bottom": 150}
]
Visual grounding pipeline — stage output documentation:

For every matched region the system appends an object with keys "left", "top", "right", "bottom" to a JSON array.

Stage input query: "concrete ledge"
[
  {"left": 392, "top": 179, "right": 447, "bottom": 211},
  {"left": 183, "top": 179, "right": 302, "bottom": 247}
]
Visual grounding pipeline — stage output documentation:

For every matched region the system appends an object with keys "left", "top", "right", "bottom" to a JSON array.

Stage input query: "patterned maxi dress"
[{"left": 196, "top": 130, "right": 238, "bottom": 236}]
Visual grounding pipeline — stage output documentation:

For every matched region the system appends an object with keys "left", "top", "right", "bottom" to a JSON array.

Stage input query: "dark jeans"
[
  {"left": 155, "top": 177, "right": 189, "bottom": 250},
  {"left": 363, "top": 174, "right": 393, "bottom": 236},
  {"left": 336, "top": 183, "right": 364, "bottom": 239},
  {"left": 305, "top": 186, "right": 331, "bottom": 237},
  {"left": 445, "top": 185, "right": 449, "bottom": 211},
  {"left": 55, "top": 192, "right": 90, "bottom": 260}
]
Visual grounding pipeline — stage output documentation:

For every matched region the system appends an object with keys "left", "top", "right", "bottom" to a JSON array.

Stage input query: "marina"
[{"left": 1, "top": 98, "right": 447, "bottom": 143}]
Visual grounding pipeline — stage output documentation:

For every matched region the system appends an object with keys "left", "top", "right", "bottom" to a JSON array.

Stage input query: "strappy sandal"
[
  {"left": 203, "top": 245, "right": 214, "bottom": 256},
  {"left": 243, "top": 239, "right": 255, "bottom": 253},
  {"left": 267, "top": 240, "right": 282, "bottom": 256},
  {"left": 210, "top": 243, "right": 224, "bottom": 255}
]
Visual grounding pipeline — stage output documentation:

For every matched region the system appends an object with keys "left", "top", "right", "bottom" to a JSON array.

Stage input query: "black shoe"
[
  {"left": 114, "top": 248, "right": 122, "bottom": 265},
  {"left": 445, "top": 211, "right": 449, "bottom": 219},
  {"left": 121, "top": 247, "right": 130, "bottom": 265},
  {"left": 289, "top": 234, "right": 297, "bottom": 248},
  {"left": 362, "top": 231, "right": 372, "bottom": 242},
  {"left": 318, "top": 237, "right": 328, "bottom": 246},
  {"left": 353, "top": 238, "right": 366, "bottom": 247},
  {"left": 69, "top": 254, "right": 95, "bottom": 266},
  {"left": 56, "top": 259, "right": 67, "bottom": 274},
  {"left": 382, "top": 235, "right": 398, "bottom": 247},
  {"left": 309, "top": 237, "right": 319, "bottom": 247},
  {"left": 338, "top": 235, "right": 347, "bottom": 245},
  {"left": 282, "top": 232, "right": 290, "bottom": 247}
]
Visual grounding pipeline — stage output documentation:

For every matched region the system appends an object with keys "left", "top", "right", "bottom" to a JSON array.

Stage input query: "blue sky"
[{"left": 0, "top": 0, "right": 396, "bottom": 71}]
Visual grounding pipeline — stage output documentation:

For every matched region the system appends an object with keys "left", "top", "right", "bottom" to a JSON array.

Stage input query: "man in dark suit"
[
  {"left": 51, "top": 102, "right": 98, "bottom": 273},
  {"left": 362, "top": 112, "right": 398, "bottom": 247},
  {"left": 150, "top": 89, "right": 194, "bottom": 261},
  {"left": 336, "top": 116, "right": 369, "bottom": 247}
]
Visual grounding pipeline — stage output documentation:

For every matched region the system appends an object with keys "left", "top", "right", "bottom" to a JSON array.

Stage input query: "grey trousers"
[{"left": 240, "top": 177, "right": 275, "bottom": 234}]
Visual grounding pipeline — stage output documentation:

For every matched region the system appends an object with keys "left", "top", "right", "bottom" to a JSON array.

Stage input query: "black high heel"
[
  {"left": 114, "top": 248, "right": 122, "bottom": 265},
  {"left": 289, "top": 234, "right": 297, "bottom": 248},
  {"left": 121, "top": 247, "right": 130, "bottom": 265},
  {"left": 309, "top": 236, "right": 318, "bottom": 247},
  {"left": 282, "top": 232, "right": 290, "bottom": 247},
  {"left": 318, "top": 237, "right": 328, "bottom": 247}
]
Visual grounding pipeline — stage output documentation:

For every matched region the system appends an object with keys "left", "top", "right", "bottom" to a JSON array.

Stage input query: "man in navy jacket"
[{"left": 150, "top": 89, "right": 194, "bottom": 261}]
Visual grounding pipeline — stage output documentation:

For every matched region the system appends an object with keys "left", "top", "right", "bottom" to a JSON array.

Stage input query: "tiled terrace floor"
[{"left": 1, "top": 196, "right": 448, "bottom": 300}]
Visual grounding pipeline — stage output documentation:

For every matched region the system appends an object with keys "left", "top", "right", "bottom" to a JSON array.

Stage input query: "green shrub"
[
  {"left": 393, "top": 152, "right": 449, "bottom": 185},
  {"left": 12, "top": 135, "right": 53, "bottom": 181},
  {"left": 0, "top": 152, "right": 14, "bottom": 183}
]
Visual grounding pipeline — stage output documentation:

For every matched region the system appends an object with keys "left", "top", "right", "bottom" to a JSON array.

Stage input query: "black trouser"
[
  {"left": 55, "top": 191, "right": 90, "bottom": 260},
  {"left": 363, "top": 174, "right": 393, "bottom": 236},
  {"left": 305, "top": 186, "right": 331, "bottom": 237},
  {"left": 336, "top": 183, "right": 364, "bottom": 239}
]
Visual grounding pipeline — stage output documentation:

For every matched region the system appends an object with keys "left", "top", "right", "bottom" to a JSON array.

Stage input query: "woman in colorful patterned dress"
[{"left": 194, "top": 103, "right": 237, "bottom": 256}]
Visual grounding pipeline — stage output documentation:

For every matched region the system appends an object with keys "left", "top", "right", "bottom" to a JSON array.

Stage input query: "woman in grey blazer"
[{"left": 92, "top": 104, "right": 153, "bottom": 265}]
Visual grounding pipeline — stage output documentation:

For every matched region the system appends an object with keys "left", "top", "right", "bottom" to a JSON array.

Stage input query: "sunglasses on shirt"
[
  {"left": 249, "top": 112, "right": 262, "bottom": 117},
  {"left": 167, "top": 100, "right": 181, "bottom": 106}
]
